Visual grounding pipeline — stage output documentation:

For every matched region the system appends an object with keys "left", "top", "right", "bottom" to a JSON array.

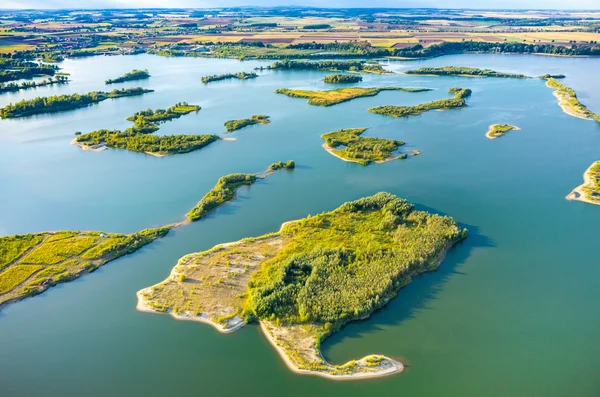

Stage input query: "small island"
[
  {"left": 138, "top": 192, "right": 467, "bottom": 379},
  {"left": 127, "top": 102, "right": 201, "bottom": 133},
  {"left": 323, "top": 74, "right": 363, "bottom": 84},
  {"left": 369, "top": 87, "right": 471, "bottom": 118},
  {"left": 0, "top": 87, "right": 154, "bottom": 119},
  {"left": 224, "top": 114, "right": 270, "bottom": 132},
  {"left": 321, "top": 128, "right": 408, "bottom": 165},
  {"left": 265, "top": 60, "right": 390, "bottom": 74},
  {"left": 486, "top": 124, "right": 520, "bottom": 139},
  {"left": 539, "top": 74, "right": 566, "bottom": 79},
  {"left": 405, "top": 66, "right": 528, "bottom": 78},
  {"left": 268, "top": 160, "right": 295, "bottom": 171},
  {"left": 0, "top": 227, "right": 170, "bottom": 310},
  {"left": 566, "top": 161, "right": 600, "bottom": 205},
  {"left": 0, "top": 75, "right": 68, "bottom": 94},
  {"left": 275, "top": 86, "right": 430, "bottom": 107},
  {"left": 543, "top": 77, "right": 600, "bottom": 122},
  {"left": 201, "top": 72, "right": 257, "bottom": 84},
  {"left": 105, "top": 69, "right": 150, "bottom": 84}
]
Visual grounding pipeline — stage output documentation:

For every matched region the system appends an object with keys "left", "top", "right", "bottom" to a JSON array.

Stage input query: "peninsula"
[
  {"left": 224, "top": 114, "right": 270, "bottom": 132},
  {"left": 0, "top": 87, "right": 154, "bottom": 118},
  {"left": 0, "top": 227, "right": 170, "bottom": 310},
  {"left": 405, "top": 66, "right": 528, "bottom": 78},
  {"left": 566, "top": 161, "right": 600, "bottom": 205},
  {"left": 369, "top": 87, "right": 471, "bottom": 118},
  {"left": 105, "top": 69, "right": 150, "bottom": 84},
  {"left": 486, "top": 124, "right": 520, "bottom": 139},
  {"left": 201, "top": 72, "right": 257, "bottom": 84},
  {"left": 0, "top": 75, "right": 68, "bottom": 94},
  {"left": 321, "top": 128, "right": 407, "bottom": 165},
  {"left": 137, "top": 192, "right": 467, "bottom": 379},
  {"left": 275, "top": 86, "right": 431, "bottom": 107},
  {"left": 543, "top": 77, "right": 600, "bottom": 122}
]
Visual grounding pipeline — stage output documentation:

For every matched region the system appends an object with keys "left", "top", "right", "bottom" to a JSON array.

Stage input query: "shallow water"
[{"left": 1, "top": 53, "right": 599, "bottom": 397}]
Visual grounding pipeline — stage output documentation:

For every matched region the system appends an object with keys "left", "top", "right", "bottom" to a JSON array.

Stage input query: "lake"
[{"left": 1, "top": 53, "right": 599, "bottom": 397}]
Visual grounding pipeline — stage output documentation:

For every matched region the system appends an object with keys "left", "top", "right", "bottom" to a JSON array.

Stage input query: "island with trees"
[
  {"left": 369, "top": 87, "right": 471, "bottom": 118},
  {"left": 126, "top": 102, "right": 201, "bottom": 133},
  {"left": 275, "top": 86, "right": 431, "bottom": 107},
  {"left": 0, "top": 58, "right": 59, "bottom": 83},
  {"left": 268, "top": 160, "right": 295, "bottom": 171},
  {"left": 566, "top": 161, "right": 600, "bottom": 205},
  {"left": 543, "top": 77, "right": 600, "bottom": 122},
  {"left": 201, "top": 72, "right": 257, "bottom": 84},
  {"left": 405, "top": 66, "right": 528, "bottom": 78},
  {"left": 137, "top": 192, "right": 467, "bottom": 379},
  {"left": 321, "top": 128, "right": 408, "bottom": 165},
  {"left": 224, "top": 114, "right": 270, "bottom": 132},
  {"left": 0, "top": 75, "right": 69, "bottom": 94},
  {"left": 265, "top": 60, "right": 390, "bottom": 74},
  {"left": 105, "top": 69, "right": 150, "bottom": 84},
  {"left": 486, "top": 124, "right": 520, "bottom": 139},
  {"left": 0, "top": 87, "right": 154, "bottom": 118},
  {"left": 0, "top": 227, "right": 170, "bottom": 311},
  {"left": 323, "top": 74, "right": 363, "bottom": 84}
]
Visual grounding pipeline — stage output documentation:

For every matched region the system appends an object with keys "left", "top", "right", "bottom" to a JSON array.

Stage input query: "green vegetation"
[
  {"left": 275, "top": 86, "right": 430, "bottom": 107},
  {"left": 75, "top": 102, "right": 215, "bottom": 156},
  {"left": 486, "top": 124, "right": 519, "bottom": 139},
  {"left": 268, "top": 160, "right": 295, "bottom": 170},
  {"left": 539, "top": 74, "right": 566, "bottom": 79},
  {"left": 139, "top": 192, "right": 466, "bottom": 376},
  {"left": 322, "top": 128, "right": 406, "bottom": 165},
  {"left": 0, "top": 228, "right": 170, "bottom": 309},
  {"left": 105, "top": 69, "right": 150, "bottom": 84},
  {"left": 543, "top": 78, "right": 600, "bottom": 123},
  {"left": 369, "top": 87, "right": 472, "bottom": 118},
  {"left": 0, "top": 87, "right": 154, "bottom": 118},
  {"left": 302, "top": 24, "right": 331, "bottom": 29},
  {"left": 405, "top": 66, "right": 528, "bottom": 78},
  {"left": 581, "top": 162, "right": 600, "bottom": 203},
  {"left": 266, "top": 60, "right": 390, "bottom": 74},
  {"left": 201, "top": 72, "right": 257, "bottom": 84},
  {"left": 0, "top": 58, "right": 59, "bottom": 83},
  {"left": 0, "top": 75, "right": 68, "bottom": 93},
  {"left": 224, "top": 114, "right": 270, "bottom": 132},
  {"left": 323, "top": 74, "right": 362, "bottom": 84}
]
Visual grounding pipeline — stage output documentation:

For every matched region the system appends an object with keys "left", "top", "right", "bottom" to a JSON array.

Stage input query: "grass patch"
[
  {"left": 275, "top": 86, "right": 430, "bottom": 107},
  {"left": 322, "top": 128, "right": 406, "bottom": 165},
  {"left": 369, "top": 87, "right": 471, "bottom": 118},
  {"left": 0, "top": 265, "right": 42, "bottom": 294}
]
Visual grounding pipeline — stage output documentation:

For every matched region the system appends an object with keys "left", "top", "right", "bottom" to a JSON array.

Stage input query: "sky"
[{"left": 2, "top": 0, "right": 599, "bottom": 10}]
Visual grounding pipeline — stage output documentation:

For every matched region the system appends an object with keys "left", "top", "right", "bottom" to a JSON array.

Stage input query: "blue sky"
[{"left": 2, "top": 0, "right": 599, "bottom": 10}]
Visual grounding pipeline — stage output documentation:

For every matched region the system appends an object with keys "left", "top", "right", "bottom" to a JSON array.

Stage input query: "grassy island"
[
  {"left": 187, "top": 162, "right": 295, "bottom": 221},
  {"left": 369, "top": 87, "right": 471, "bottom": 118},
  {"left": 105, "top": 69, "right": 150, "bottom": 84},
  {"left": 486, "top": 124, "right": 520, "bottom": 139},
  {"left": 266, "top": 60, "right": 390, "bottom": 74},
  {"left": 543, "top": 78, "right": 600, "bottom": 122},
  {"left": 566, "top": 161, "right": 600, "bottom": 205},
  {"left": 201, "top": 72, "right": 257, "bottom": 84},
  {"left": 74, "top": 102, "right": 216, "bottom": 156},
  {"left": 275, "top": 86, "right": 430, "bottom": 107},
  {"left": 323, "top": 74, "right": 363, "bottom": 84},
  {"left": 0, "top": 227, "right": 170, "bottom": 310},
  {"left": 321, "top": 128, "right": 407, "bottom": 165},
  {"left": 138, "top": 192, "right": 467, "bottom": 379},
  {"left": 224, "top": 114, "right": 270, "bottom": 132},
  {"left": 0, "top": 75, "right": 68, "bottom": 94},
  {"left": 405, "top": 66, "right": 528, "bottom": 78},
  {"left": 0, "top": 87, "right": 154, "bottom": 119}
]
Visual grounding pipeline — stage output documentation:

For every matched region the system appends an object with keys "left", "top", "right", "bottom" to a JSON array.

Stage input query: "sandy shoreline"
[
  {"left": 486, "top": 124, "right": 521, "bottom": 140},
  {"left": 566, "top": 161, "right": 600, "bottom": 205},
  {"left": 546, "top": 81, "right": 592, "bottom": 121},
  {"left": 321, "top": 143, "right": 408, "bottom": 165},
  {"left": 70, "top": 138, "right": 107, "bottom": 152}
]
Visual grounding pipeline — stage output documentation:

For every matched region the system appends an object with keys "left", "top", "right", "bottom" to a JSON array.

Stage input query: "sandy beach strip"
[{"left": 566, "top": 161, "right": 600, "bottom": 205}]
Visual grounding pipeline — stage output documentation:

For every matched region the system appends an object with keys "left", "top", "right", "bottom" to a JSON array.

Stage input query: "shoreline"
[
  {"left": 486, "top": 124, "right": 521, "bottom": 140},
  {"left": 566, "top": 161, "right": 600, "bottom": 205},
  {"left": 321, "top": 143, "right": 406, "bottom": 165},
  {"left": 546, "top": 81, "right": 592, "bottom": 121},
  {"left": 70, "top": 138, "right": 107, "bottom": 152}
]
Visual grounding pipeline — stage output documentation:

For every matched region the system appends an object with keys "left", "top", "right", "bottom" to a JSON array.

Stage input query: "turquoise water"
[{"left": 1, "top": 53, "right": 599, "bottom": 396}]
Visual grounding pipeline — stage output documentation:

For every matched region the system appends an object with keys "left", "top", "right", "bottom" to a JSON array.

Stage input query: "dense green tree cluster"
[
  {"left": 0, "top": 75, "right": 68, "bottom": 93},
  {"left": 268, "top": 160, "right": 295, "bottom": 170},
  {"left": 405, "top": 66, "right": 528, "bottom": 78},
  {"left": 322, "top": 128, "right": 406, "bottom": 165},
  {"left": 105, "top": 69, "right": 150, "bottom": 84},
  {"left": 323, "top": 74, "right": 362, "bottom": 84},
  {"left": 539, "top": 74, "right": 566, "bottom": 79},
  {"left": 302, "top": 24, "right": 331, "bottom": 29},
  {"left": 0, "top": 58, "right": 59, "bottom": 83},
  {"left": 187, "top": 174, "right": 258, "bottom": 221},
  {"left": 201, "top": 71, "right": 257, "bottom": 83},
  {"left": 267, "top": 59, "right": 388, "bottom": 74},
  {"left": 224, "top": 114, "right": 270, "bottom": 132},
  {"left": 126, "top": 102, "right": 200, "bottom": 133},
  {"left": 369, "top": 87, "right": 471, "bottom": 118},
  {"left": 0, "top": 87, "right": 153, "bottom": 118}
]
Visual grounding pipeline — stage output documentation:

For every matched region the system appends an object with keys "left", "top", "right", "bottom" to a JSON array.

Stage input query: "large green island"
[
  {"left": 137, "top": 192, "right": 467, "bottom": 379},
  {"left": 321, "top": 128, "right": 410, "bottom": 165},
  {"left": 369, "top": 87, "right": 471, "bottom": 118},
  {"left": 0, "top": 87, "right": 154, "bottom": 118},
  {"left": 405, "top": 66, "right": 528, "bottom": 78},
  {"left": 275, "top": 86, "right": 430, "bottom": 107},
  {"left": 566, "top": 161, "right": 600, "bottom": 205}
]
